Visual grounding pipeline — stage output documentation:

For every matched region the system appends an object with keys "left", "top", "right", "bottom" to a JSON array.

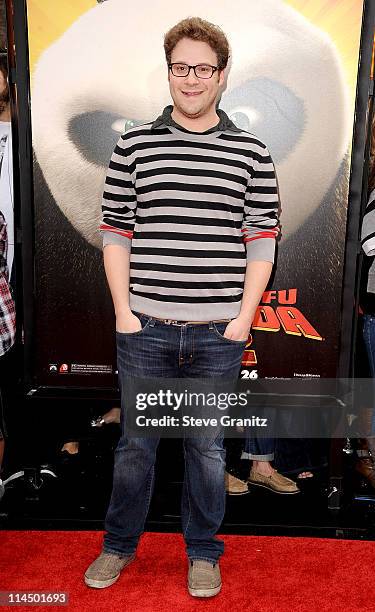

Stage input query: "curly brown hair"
[{"left": 164, "top": 17, "right": 229, "bottom": 71}]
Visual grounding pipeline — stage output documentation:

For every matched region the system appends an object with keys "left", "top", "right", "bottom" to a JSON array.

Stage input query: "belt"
[{"left": 150, "top": 316, "right": 231, "bottom": 327}]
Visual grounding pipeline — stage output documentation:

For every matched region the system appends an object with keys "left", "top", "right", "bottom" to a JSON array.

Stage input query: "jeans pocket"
[
  {"left": 116, "top": 313, "right": 152, "bottom": 337},
  {"left": 211, "top": 322, "right": 248, "bottom": 345}
]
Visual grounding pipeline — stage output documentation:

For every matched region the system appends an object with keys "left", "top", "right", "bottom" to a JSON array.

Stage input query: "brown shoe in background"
[
  {"left": 84, "top": 551, "right": 135, "bottom": 588},
  {"left": 225, "top": 471, "right": 249, "bottom": 495},
  {"left": 188, "top": 560, "right": 222, "bottom": 598},
  {"left": 248, "top": 468, "right": 300, "bottom": 494}
]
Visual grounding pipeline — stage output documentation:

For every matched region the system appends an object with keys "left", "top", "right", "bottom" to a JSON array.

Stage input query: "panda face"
[{"left": 31, "top": 0, "right": 350, "bottom": 249}]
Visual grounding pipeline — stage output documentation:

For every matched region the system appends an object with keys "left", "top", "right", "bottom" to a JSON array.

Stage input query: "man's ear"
[{"left": 218, "top": 69, "right": 225, "bottom": 87}]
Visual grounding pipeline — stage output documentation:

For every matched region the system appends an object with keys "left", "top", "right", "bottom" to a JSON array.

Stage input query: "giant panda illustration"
[{"left": 30, "top": 0, "right": 351, "bottom": 379}]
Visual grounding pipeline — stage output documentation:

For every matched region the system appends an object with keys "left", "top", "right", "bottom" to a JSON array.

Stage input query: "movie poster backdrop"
[{"left": 25, "top": 0, "right": 365, "bottom": 388}]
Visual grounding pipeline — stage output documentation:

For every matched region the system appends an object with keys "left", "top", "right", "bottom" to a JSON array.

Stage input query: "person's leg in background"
[
  {"left": 242, "top": 435, "right": 275, "bottom": 474},
  {"left": 225, "top": 436, "right": 300, "bottom": 495},
  {"left": 0, "top": 417, "right": 4, "bottom": 500},
  {"left": 354, "top": 314, "right": 375, "bottom": 487},
  {"left": 0, "top": 389, "right": 5, "bottom": 474},
  {"left": 224, "top": 436, "right": 275, "bottom": 495},
  {"left": 0, "top": 345, "right": 15, "bottom": 501},
  {"left": 362, "top": 314, "right": 375, "bottom": 443},
  {"left": 274, "top": 439, "right": 322, "bottom": 480},
  {"left": 242, "top": 436, "right": 299, "bottom": 494}
]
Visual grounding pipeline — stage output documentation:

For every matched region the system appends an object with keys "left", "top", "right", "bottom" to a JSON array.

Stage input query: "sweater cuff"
[
  {"left": 363, "top": 235, "right": 375, "bottom": 257},
  {"left": 246, "top": 237, "right": 276, "bottom": 263},
  {"left": 102, "top": 230, "right": 132, "bottom": 252}
]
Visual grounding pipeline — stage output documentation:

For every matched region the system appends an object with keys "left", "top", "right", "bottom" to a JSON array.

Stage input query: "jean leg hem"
[
  {"left": 241, "top": 451, "right": 274, "bottom": 461},
  {"left": 188, "top": 555, "right": 221, "bottom": 564},
  {"left": 103, "top": 545, "right": 137, "bottom": 557}
]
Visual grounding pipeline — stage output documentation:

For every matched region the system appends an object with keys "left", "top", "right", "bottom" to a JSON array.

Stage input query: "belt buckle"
[{"left": 164, "top": 319, "right": 184, "bottom": 326}]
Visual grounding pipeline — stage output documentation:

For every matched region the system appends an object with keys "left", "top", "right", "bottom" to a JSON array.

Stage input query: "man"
[
  {"left": 0, "top": 210, "right": 15, "bottom": 501},
  {"left": 0, "top": 53, "right": 13, "bottom": 275},
  {"left": 85, "top": 17, "right": 279, "bottom": 597},
  {"left": 0, "top": 52, "right": 15, "bottom": 502}
]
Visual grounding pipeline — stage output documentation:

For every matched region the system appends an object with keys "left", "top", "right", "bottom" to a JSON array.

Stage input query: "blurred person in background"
[
  {"left": 0, "top": 51, "right": 15, "bottom": 501},
  {"left": 358, "top": 112, "right": 375, "bottom": 488}
]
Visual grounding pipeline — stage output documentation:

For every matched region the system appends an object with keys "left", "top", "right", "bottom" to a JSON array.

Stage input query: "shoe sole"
[
  {"left": 84, "top": 574, "right": 120, "bottom": 589},
  {"left": 248, "top": 480, "right": 300, "bottom": 495},
  {"left": 84, "top": 555, "right": 135, "bottom": 589},
  {"left": 188, "top": 584, "right": 222, "bottom": 597},
  {"left": 226, "top": 488, "right": 250, "bottom": 496}
]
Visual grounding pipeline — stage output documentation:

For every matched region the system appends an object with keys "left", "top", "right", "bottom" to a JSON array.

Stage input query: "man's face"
[{"left": 168, "top": 37, "right": 224, "bottom": 120}]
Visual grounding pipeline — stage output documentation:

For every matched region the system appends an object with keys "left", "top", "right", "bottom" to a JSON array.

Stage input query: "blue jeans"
[
  {"left": 241, "top": 437, "right": 275, "bottom": 461},
  {"left": 362, "top": 314, "right": 375, "bottom": 436},
  {"left": 363, "top": 315, "right": 375, "bottom": 377},
  {"left": 103, "top": 311, "right": 246, "bottom": 563}
]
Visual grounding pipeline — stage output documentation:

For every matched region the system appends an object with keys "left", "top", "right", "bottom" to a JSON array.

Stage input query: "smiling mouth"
[{"left": 182, "top": 91, "right": 203, "bottom": 96}]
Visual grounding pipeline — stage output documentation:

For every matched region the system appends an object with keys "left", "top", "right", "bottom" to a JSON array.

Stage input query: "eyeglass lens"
[{"left": 170, "top": 64, "right": 215, "bottom": 78}]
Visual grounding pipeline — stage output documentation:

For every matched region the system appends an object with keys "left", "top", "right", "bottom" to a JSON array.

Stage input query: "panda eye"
[
  {"left": 68, "top": 111, "right": 143, "bottom": 166},
  {"left": 228, "top": 109, "right": 260, "bottom": 132},
  {"left": 112, "top": 118, "right": 144, "bottom": 133},
  {"left": 124, "top": 119, "right": 143, "bottom": 131},
  {"left": 221, "top": 77, "right": 305, "bottom": 163}
]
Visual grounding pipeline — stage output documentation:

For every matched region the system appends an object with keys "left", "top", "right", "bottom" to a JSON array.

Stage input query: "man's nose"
[{"left": 185, "top": 68, "right": 200, "bottom": 85}]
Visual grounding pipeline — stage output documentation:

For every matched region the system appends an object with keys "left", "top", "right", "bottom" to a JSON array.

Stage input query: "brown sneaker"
[
  {"left": 188, "top": 560, "right": 222, "bottom": 598},
  {"left": 84, "top": 551, "right": 135, "bottom": 588},
  {"left": 225, "top": 471, "right": 249, "bottom": 495},
  {"left": 248, "top": 468, "right": 300, "bottom": 494}
]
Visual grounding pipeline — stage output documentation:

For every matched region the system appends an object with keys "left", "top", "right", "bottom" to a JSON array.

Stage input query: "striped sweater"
[
  {"left": 361, "top": 187, "right": 375, "bottom": 293},
  {"left": 100, "top": 108, "right": 280, "bottom": 321}
]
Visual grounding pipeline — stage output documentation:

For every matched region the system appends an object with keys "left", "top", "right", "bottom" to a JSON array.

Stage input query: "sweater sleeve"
[
  {"left": 99, "top": 134, "right": 137, "bottom": 251},
  {"left": 361, "top": 188, "right": 375, "bottom": 256},
  {"left": 242, "top": 143, "right": 280, "bottom": 263}
]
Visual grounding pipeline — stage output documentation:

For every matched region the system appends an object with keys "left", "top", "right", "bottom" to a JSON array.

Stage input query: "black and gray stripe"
[
  {"left": 361, "top": 187, "right": 375, "bottom": 293},
  {"left": 100, "top": 117, "right": 279, "bottom": 320}
]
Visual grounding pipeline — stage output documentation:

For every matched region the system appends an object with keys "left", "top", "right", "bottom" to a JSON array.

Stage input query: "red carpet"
[{"left": 0, "top": 531, "right": 374, "bottom": 611}]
